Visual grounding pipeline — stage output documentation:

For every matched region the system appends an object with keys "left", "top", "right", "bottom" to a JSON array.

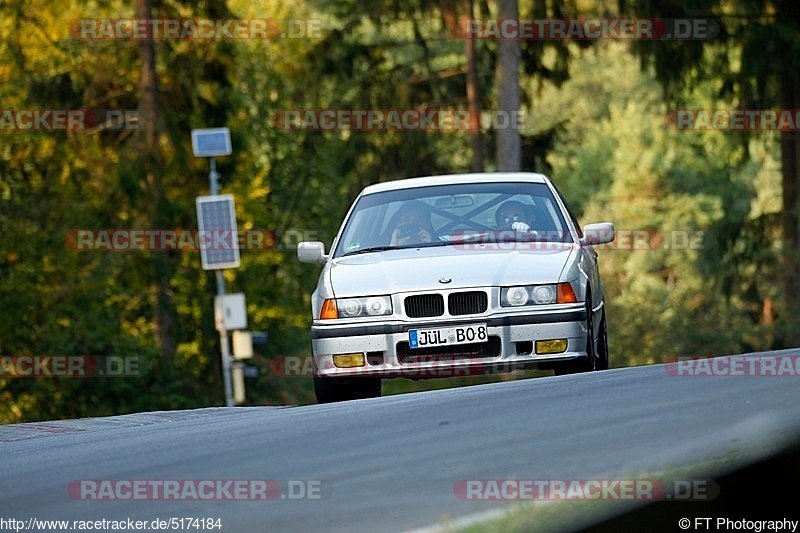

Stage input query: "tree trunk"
[
  {"left": 137, "top": 0, "right": 176, "bottom": 364},
  {"left": 495, "top": 0, "right": 520, "bottom": 171},
  {"left": 779, "top": 0, "right": 800, "bottom": 347},
  {"left": 464, "top": 0, "right": 483, "bottom": 171},
  {"left": 780, "top": 68, "right": 800, "bottom": 346},
  {"left": 137, "top": 0, "right": 157, "bottom": 149}
]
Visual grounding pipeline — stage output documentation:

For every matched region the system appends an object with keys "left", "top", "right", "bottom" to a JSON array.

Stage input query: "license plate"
[{"left": 408, "top": 324, "right": 487, "bottom": 349}]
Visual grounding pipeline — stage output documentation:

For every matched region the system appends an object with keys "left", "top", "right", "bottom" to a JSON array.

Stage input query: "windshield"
[{"left": 333, "top": 181, "right": 573, "bottom": 258}]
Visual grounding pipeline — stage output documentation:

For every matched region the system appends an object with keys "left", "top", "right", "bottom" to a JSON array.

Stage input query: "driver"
[
  {"left": 495, "top": 200, "right": 535, "bottom": 233},
  {"left": 389, "top": 201, "right": 436, "bottom": 246}
]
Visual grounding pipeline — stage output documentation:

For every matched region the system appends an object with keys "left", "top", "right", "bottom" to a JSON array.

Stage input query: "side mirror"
[
  {"left": 581, "top": 223, "right": 615, "bottom": 245},
  {"left": 297, "top": 241, "right": 328, "bottom": 264}
]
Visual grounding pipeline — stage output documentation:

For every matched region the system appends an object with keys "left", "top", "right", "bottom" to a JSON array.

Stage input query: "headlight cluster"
[
  {"left": 501, "top": 283, "right": 577, "bottom": 307},
  {"left": 320, "top": 296, "right": 392, "bottom": 319}
]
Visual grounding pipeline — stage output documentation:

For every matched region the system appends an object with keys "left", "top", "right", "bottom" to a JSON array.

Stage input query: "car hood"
[{"left": 328, "top": 243, "right": 577, "bottom": 297}]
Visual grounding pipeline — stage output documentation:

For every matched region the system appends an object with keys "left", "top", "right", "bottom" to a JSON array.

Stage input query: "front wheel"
[
  {"left": 595, "top": 310, "right": 609, "bottom": 370},
  {"left": 313, "top": 375, "right": 381, "bottom": 403}
]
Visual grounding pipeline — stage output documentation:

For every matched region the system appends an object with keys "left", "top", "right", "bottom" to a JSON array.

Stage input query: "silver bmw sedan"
[{"left": 298, "top": 172, "right": 615, "bottom": 403}]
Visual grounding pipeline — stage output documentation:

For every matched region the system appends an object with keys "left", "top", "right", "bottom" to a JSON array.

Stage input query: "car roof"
[{"left": 361, "top": 172, "right": 550, "bottom": 195}]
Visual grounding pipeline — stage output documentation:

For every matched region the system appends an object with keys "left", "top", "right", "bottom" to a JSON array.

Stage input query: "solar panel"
[
  {"left": 191, "top": 128, "right": 232, "bottom": 157},
  {"left": 196, "top": 194, "right": 240, "bottom": 270}
]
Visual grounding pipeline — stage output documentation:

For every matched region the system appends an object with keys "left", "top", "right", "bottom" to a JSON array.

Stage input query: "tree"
[
  {"left": 464, "top": 0, "right": 484, "bottom": 170},
  {"left": 495, "top": 0, "right": 521, "bottom": 170},
  {"left": 134, "top": 0, "right": 177, "bottom": 365}
]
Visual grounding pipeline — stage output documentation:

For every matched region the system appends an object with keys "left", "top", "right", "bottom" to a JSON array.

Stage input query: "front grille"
[
  {"left": 396, "top": 336, "right": 501, "bottom": 363},
  {"left": 405, "top": 294, "right": 444, "bottom": 318},
  {"left": 448, "top": 291, "right": 488, "bottom": 315}
]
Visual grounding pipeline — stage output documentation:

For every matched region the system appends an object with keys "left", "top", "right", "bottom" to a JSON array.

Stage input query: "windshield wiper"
[
  {"left": 342, "top": 236, "right": 512, "bottom": 256},
  {"left": 341, "top": 245, "right": 406, "bottom": 257},
  {"left": 342, "top": 241, "right": 459, "bottom": 256}
]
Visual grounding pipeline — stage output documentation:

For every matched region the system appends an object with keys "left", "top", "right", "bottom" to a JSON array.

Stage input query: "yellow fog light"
[
  {"left": 332, "top": 353, "right": 365, "bottom": 368},
  {"left": 535, "top": 339, "right": 568, "bottom": 354}
]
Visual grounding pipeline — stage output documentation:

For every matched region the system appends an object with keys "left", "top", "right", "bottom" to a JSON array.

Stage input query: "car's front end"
[{"left": 310, "top": 246, "right": 590, "bottom": 380}]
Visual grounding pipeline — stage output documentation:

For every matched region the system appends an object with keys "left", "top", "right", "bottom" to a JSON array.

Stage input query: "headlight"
[
  {"left": 531, "top": 285, "right": 556, "bottom": 304},
  {"left": 342, "top": 299, "right": 362, "bottom": 317},
  {"left": 335, "top": 296, "right": 393, "bottom": 318},
  {"left": 501, "top": 283, "right": 576, "bottom": 307},
  {"left": 503, "top": 286, "right": 529, "bottom": 306},
  {"left": 365, "top": 296, "right": 390, "bottom": 316}
]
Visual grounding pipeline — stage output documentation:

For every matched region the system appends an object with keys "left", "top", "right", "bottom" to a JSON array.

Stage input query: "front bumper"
[{"left": 310, "top": 308, "right": 588, "bottom": 378}]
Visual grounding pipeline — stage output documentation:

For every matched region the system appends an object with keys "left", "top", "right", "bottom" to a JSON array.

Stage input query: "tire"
[
  {"left": 554, "top": 293, "right": 596, "bottom": 376},
  {"left": 313, "top": 375, "right": 381, "bottom": 403},
  {"left": 313, "top": 375, "right": 347, "bottom": 403},
  {"left": 595, "top": 310, "right": 609, "bottom": 371}
]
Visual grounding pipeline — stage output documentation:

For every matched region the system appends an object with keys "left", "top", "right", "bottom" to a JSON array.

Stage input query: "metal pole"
[{"left": 210, "top": 157, "right": 234, "bottom": 407}]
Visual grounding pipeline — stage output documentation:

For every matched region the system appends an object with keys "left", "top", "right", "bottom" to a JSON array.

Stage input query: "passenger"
[{"left": 389, "top": 201, "right": 436, "bottom": 246}]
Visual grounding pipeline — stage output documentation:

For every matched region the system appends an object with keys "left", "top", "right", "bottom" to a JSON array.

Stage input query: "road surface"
[{"left": 2, "top": 350, "right": 800, "bottom": 531}]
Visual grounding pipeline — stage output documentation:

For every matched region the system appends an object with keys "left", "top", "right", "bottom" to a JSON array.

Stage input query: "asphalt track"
[{"left": 2, "top": 350, "right": 800, "bottom": 532}]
